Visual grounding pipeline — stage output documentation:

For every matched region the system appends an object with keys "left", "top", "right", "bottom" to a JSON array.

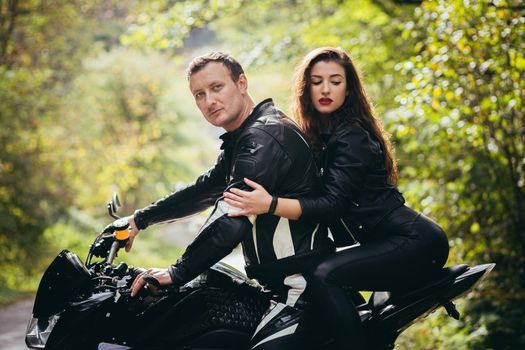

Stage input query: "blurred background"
[{"left": 1, "top": 0, "right": 523, "bottom": 348}]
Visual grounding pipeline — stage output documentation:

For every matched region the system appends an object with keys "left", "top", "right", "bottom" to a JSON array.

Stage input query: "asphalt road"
[{"left": 0, "top": 298, "right": 33, "bottom": 350}]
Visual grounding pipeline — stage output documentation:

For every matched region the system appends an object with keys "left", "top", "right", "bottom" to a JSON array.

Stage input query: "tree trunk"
[{"left": 0, "top": 0, "right": 18, "bottom": 67}]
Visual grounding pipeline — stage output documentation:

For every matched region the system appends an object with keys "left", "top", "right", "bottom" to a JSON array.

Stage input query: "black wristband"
[{"left": 268, "top": 196, "right": 278, "bottom": 215}]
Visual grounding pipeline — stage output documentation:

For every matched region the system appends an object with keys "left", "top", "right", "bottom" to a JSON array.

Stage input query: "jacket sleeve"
[
  {"left": 169, "top": 130, "right": 290, "bottom": 286},
  {"left": 299, "top": 124, "right": 376, "bottom": 221},
  {"left": 133, "top": 153, "right": 227, "bottom": 230}
]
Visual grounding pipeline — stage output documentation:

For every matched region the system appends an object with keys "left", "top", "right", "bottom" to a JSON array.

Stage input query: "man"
[{"left": 126, "top": 52, "right": 332, "bottom": 349}]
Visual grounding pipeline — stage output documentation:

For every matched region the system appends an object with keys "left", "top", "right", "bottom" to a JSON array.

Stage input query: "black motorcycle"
[{"left": 25, "top": 194, "right": 495, "bottom": 349}]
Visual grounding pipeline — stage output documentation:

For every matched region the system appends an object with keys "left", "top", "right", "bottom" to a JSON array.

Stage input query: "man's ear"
[{"left": 237, "top": 73, "right": 248, "bottom": 93}]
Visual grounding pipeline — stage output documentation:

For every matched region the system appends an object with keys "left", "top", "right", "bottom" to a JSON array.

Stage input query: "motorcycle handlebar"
[
  {"left": 86, "top": 195, "right": 129, "bottom": 266},
  {"left": 88, "top": 220, "right": 130, "bottom": 265},
  {"left": 106, "top": 241, "right": 120, "bottom": 265}
]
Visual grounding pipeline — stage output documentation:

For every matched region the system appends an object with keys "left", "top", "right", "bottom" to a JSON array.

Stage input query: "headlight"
[{"left": 25, "top": 314, "right": 60, "bottom": 348}]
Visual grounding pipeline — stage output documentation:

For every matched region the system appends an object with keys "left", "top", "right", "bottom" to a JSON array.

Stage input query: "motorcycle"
[{"left": 25, "top": 194, "right": 495, "bottom": 349}]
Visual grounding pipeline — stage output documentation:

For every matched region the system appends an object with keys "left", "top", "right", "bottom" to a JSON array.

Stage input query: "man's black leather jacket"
[
  {"left": 134, "top": 99, "right": 332, "bottom": 291},
  {"left": 299, "top": 113, "right": 405, "bottom": 246}
]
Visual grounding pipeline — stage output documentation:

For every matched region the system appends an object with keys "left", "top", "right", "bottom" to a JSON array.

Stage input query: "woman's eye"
[
  {"left": 311, "top": 80, "right": 322, "bottom": 85},
  {"left": 332, "top": 81, "right": 342, "bottom": 86}
]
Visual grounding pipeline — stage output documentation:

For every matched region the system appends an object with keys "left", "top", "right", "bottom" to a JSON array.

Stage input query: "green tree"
[
  {"left": 0, "top": 0, "right": 144, "bottom": 297},
  {"left": 56, "top": 47, "right": 216, "bottom": 212},
  {"left": 1, "top": 0, "right": 218, "bottom": 301},
  {"left": 0, "top": 0, "right": 98, "bottom": 294},
  {"left": 122, "top": 0, "right": 418, "bottom": 113},
  {"left": 392, "top": 1, "right": 524, "bottom": 348}
]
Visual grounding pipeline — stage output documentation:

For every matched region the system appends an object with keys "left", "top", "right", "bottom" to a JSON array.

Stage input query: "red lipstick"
[{"left": 319, "top": 98, "right": 333, "bottom": 105}]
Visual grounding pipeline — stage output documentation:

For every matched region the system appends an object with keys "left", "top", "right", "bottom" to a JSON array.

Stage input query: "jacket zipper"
[{"left": 340, "top": 218, "right": 358, "bottom": 244}]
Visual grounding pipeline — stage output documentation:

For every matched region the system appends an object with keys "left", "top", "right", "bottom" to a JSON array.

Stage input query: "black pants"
[{"left": 307, "top": 205, "right": 449, "bottom": 349}]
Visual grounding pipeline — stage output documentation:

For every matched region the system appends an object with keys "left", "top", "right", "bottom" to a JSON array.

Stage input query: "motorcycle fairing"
[
  {"left": 26, "top": 250, "right": 94, "bottom": 349},
  {"left": 25, "top": 314, "right": 61, "bottom": 349},
  {"left": 362, "top": 263, "right": 495, "bottom": 347},
  {"left": 32, "top": 250, "right": 93, "bottom": 319},
  {"left": 26, "top": 293, "right": 117, "bottom": 349}
]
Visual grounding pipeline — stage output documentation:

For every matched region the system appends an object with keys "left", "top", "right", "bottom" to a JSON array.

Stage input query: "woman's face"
[{"left": 309, "top": 60, "right": 348, "bottom": 116}]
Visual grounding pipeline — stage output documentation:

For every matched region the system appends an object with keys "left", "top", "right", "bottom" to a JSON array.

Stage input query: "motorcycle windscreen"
[{"left": 32, "top": 249, "right": 93, "bottom": 319}]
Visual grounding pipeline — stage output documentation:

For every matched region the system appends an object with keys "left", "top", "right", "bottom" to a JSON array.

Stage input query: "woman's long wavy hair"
[{"left": 292, "top": 47, "right": 398, "bottom": 184}]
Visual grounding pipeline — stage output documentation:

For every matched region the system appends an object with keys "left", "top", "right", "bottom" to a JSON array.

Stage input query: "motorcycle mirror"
[
  {"left": 107, "top": 192, "right": 121, "bottom": 219},
  {"left": 112, "top": 192, "right": 121, "bottom": 212}
]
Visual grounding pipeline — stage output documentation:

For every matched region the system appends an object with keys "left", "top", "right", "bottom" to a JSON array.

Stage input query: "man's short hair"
[{"left": 187, "top": 52, "right": 244, "bottom": 82}]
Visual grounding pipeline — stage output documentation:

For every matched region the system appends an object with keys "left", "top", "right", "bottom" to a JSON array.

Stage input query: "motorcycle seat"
[{"left": 369, "top": 264, "right": 470, "bottom": 311}]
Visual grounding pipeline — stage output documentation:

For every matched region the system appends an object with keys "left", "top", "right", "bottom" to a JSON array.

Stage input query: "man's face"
[{"left": 189, "top": 62, "right": 248, "bottom": 132}]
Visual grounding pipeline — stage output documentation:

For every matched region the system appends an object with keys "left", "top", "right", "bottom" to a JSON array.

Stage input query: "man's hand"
[
  {"left": 125, "top": 215, "right": 140, "bottom": 252},
  {"left": 130, "top": 267, "right": 173, "bottom": 297}
]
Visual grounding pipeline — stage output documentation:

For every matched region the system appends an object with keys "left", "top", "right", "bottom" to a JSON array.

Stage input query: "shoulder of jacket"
[
  {"left": 237, "top": 121, "right": 294, "bottom": 161},
  {"left": 256, "top": 107, "right": 287, "bottom": 124},
  {"left": 243, "top": 108, "right": 289, "bottom": 138},
  {"left": 335, "top": 118, "right": 370, "bottom": 140},
  {"left": 235, "top": 125, "right": 279, "bottom": 149}
]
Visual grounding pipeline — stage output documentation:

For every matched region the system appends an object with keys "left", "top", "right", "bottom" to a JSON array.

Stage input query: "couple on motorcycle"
[{"left": 123, "top": 48, "right": 449, "bottom": 350}]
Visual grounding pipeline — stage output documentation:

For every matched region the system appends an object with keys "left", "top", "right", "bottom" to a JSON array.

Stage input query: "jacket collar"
[{"left": 219, "top": 98, "right": 274, "bottom": 150}]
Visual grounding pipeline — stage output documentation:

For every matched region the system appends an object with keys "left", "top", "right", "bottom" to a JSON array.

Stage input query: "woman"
[{"left": 223, "top": 47, "right": 449, "bottom": 349}]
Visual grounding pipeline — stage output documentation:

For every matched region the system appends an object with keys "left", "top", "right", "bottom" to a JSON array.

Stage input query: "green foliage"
[
  {"left": 42, "top": 219, "right": 184, "bottom": 274},
  {"left": 123, "top": 0, "right": 416, "bottom": 113},
  {"left": 0, "top": 66, "right": 71, "bottom": 291},
  {"left": 0, "top": 0, "right": 215, "bottom": 302},
  {"left": 398, "top": 300, "right": 485, "bottom": 350},
  {"left": 0, "top": 216, "right": 183, "bottom": 304},
  {"left": 55, "top": 47, "right": 216, "bottom": 211},
  {"left": 392, "top": 0, "right": 525, "bottom": 348},
  {"left": 0, "top": 0, "right": 132, "bottom": 296}
]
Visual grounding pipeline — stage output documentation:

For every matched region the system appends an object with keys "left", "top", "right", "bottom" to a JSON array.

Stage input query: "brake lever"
[
  {"left": 117, "top": 284, "right": 178, "bottom": 303},
  {"left": 143, "top": 275, "right": 161, "bottom": 288},
  {"left": 123, "top": 275, "right": 160, "bottom": 299}
]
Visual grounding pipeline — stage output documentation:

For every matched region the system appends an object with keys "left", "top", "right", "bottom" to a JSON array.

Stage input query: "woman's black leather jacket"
[{"left": 299, "top": 114, "right": 405, "bottom": 246}]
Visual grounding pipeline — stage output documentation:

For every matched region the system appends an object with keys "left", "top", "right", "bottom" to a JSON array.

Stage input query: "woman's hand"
[
  {"left": 125, "top": 215, "right": 140, "bottom": 252},
  {"left": 223, "top": 178, "right": 272, "bottom": 217}
]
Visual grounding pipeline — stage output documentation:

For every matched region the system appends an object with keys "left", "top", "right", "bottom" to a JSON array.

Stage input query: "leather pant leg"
[{"left": 306, "top": 206, "right": 449, "bottom": 350}]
